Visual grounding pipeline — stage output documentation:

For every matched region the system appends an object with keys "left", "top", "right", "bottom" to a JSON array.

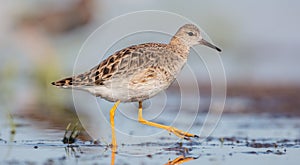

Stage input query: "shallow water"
[{"left": 0, "top": 113, "right": 299, "bottom": 165}]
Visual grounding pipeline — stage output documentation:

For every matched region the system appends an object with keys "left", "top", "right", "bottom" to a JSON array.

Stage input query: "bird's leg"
[
  {"left": 109, "top": 100, "right": 120, "bottom": 152},
  {"left": 138, "top": 101, "right": 198, "bottom": 140}
]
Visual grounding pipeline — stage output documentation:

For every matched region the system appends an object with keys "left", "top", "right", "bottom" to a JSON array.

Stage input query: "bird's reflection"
[
  {"left": 164, "top": 155, "right": 196, "bottom": 165},
  {"left": 163, "top": 144, "right": 199, "bottom": 165},
  {"left": 64, "top": 141, "right": 198, "bottom": 165},
  {"left": 111, "top": 145, "right": 117, "bottom": 165},
  {"left": 109, "top": 143, "right": 198, "bottom": 165}
]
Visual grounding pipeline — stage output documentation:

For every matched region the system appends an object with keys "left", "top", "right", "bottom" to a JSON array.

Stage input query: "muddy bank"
[
  {"left": 225, "top": 84, "right": 300, "bottom": 116},
  {"left": 182, "top": 84, "right": 300, "bottom": 116}
]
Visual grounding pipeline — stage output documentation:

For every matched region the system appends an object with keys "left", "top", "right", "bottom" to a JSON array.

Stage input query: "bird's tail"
[
  {"left": 51, "top": 77, "right": 74, "bottom": 88},
  {"left": 51, "top": 72, "right": 92, "bottom": 88}
]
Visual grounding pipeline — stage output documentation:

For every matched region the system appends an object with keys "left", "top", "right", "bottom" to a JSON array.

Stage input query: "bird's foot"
[{"left": 167, "top": 126, "right": 199, "bottom": 140}]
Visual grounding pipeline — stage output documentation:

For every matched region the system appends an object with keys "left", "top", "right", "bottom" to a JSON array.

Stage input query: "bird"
[{"left": 52, "top": 24, "right": 221, "bottom": 150}]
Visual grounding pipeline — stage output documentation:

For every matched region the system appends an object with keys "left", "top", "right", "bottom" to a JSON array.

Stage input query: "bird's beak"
[{"left": 199, "top": 39, "right": 222, "bottom": 52}]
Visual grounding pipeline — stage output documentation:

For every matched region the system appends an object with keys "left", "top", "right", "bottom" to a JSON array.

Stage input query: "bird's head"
[{"left": 174, "top": 24, "right": 221, "bottom": 52}]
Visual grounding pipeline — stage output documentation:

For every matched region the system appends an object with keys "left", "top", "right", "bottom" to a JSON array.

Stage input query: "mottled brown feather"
[{"left": 51, "top": 43, "right": 170, "bottom": 88}]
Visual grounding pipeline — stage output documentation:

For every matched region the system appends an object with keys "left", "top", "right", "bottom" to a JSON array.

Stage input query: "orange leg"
[
  {"left": 137, "top": 101, "right": 198, "bottom": 140},
  {"left": 109, "top": 100, "right": 120, "bottom": 152}
]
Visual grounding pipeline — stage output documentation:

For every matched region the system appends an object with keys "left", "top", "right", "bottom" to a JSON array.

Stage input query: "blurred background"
[{"left": 0, "top": 0, "right": 300, "bottom": 141}]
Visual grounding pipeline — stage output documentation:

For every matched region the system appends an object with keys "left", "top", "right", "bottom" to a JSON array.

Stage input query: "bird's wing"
[{"left": 52, "top": 43, "right": 167, "bottom": 88}]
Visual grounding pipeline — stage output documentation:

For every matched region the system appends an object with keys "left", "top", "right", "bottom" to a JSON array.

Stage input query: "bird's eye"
[{"left": 187, "top": 32, "right": 194, "bottom": 36}]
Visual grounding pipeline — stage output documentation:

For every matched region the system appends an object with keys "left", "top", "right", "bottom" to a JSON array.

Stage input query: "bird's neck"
[{"left": 169, "top": 36, "right": 190, "bottom": 59}]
